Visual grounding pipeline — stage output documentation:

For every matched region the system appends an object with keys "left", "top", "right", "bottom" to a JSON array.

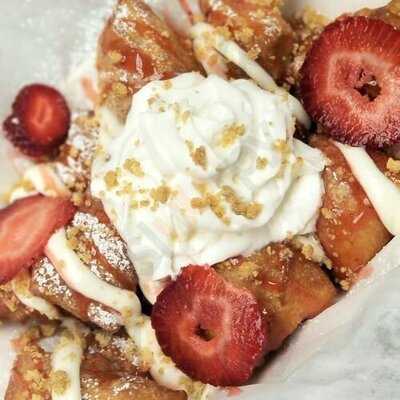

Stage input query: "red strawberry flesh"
[
  {"left": 151, "top": 265, "right": 267, "bottom": 387},
  {"left": 300, "top": 16, "right": 400, "bottom": 148},
  {"left": 3, "top": 84, "right": 70, "bottom": 157},
  {"left": 0, "top": 195, "right": 75, "bottom": 284}
]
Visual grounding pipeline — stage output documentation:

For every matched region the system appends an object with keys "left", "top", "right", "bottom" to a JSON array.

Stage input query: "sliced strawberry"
[
  {"left": 300, "top": 16, "right": 400, "bottom": 148},
  {"left": 0, "top": 195, "right": 75, "bottom": 284},
  {"left": 151, "top": 265, "right": 267, "bottom": 386},
  {"left": 3, "top": 84, "right": 70, "bottom": 157}
]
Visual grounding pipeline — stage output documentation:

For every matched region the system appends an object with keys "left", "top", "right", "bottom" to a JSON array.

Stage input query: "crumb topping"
[
  {"left": 218, "top": 123, "right": 245, "bottom": 148},
  {"left": 51, "top": 370, "right": 70, "bottom": 396},
  {"left": 191, "top": 146, "right": 207, "bottom": 169},
  {"left": 104, "top": 170, "right": 119, "bottom": 189},
  {"left": 256, "top": 157, "right": 268, "bottom": 169},
  {"left": 387, "top": 157, "right": 400, "bottom": 173},
  {"left": 221, "top": 186, "right": 263, "bottom": 220},
  {"left": 123, "top": 158, "right": 145, "bottom": 177}
]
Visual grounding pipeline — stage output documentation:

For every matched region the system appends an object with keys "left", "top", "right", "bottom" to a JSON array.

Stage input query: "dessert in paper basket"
[{"left": 0, "top": 0, "right": 399, "bottom": 399}]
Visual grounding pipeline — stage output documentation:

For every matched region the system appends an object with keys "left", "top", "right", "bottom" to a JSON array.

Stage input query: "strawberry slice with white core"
[
  {"left": 3, "top": 84, "right": 70, "bottom": 157},
  {"left": 0, "top": 195, "right": 75, "bottom": 284},
  {"left": 151, "top": 265, "right": 267, "bottom": 387},
  {"left": 300, "top": 16, "right": 400, "bottom": 148}
]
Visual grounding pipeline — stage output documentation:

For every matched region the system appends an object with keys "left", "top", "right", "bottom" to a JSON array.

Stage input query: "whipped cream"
[{"left": 92, "top": 72, "right": 325, "bottom": 297}]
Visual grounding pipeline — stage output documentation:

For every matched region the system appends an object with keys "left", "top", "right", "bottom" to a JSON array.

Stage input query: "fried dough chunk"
[
  {"left": 357, "top": 0, "right": 400, "bottom": 27},
  {"left": 216, "top": 242, "right": 336, "bottom": 352},
  {"left": 200, "top": 0, "right": 294, "bottom": 82},
  {"left": 30, "top": 196, "right": 137, "bottom": 331},
  {"left": 5, "top": 342, "right": 51, "bottom": 400},
  {"left": 286, "top": 7, "right": 327, "bottom": 88},
  {"left": 311, "top": 135, "right": 392, "bottom": 288},
  {"left": 368, "top": 150, "right": 400, "bottom": 186},
  {"left": 6, "top": 331, "right": 186, "bottom": 400},
  {"left": 97, "top": 0, "right": 200, "bottom": 122},
  {"left": 81, "top": 334, "right": 187, "bottom": 400},
  {"left": 0, "top": 282, "right": 39, "bottom": 322}
]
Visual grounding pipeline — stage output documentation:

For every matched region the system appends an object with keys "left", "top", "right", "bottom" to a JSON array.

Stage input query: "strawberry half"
[
  {"left": 3, "top": 84, "right": 70, "bottom": 157},
  {"left": 151, "top": 265, "right": 267, "bottom": 387},
  {"left": 300, "top": 16, "right": 400, "bottom": 148},
  {"left": 0, "top": 195, "right": 75, "bottom": 284}
]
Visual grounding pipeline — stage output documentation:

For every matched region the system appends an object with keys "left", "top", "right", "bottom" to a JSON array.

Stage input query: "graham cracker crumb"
[
  {"left": 104, "top": 170, "right": 119, "bottom": 189},
  {"left": 94, "top": 330, "right": 112, "bottom": 348},
  {"left": 218, "top": 123, "right": 245, "bottom": 148},
  {"left": 221, "top": 185, "right": 263, "bottom": 220},
  {"left": 387, "top": 157, "right": 400, "bottom": 173},
  {"left": 123, "top": 158, "right": 145, "bottom": 177},
  {"left": 150, "top": 185, "right": 171, "bottom": 204},
  {"left": 191, "top": 146, "right": 207, "bottom": 170},
  {"left": 108, "top": 50, "right": 123, "bottom": 64},
  {"left": 256, "top": 157, "right": 268, "bottom": 170},
  {"left": 51, "top": 370, "right": 70, "bottom": 396}
]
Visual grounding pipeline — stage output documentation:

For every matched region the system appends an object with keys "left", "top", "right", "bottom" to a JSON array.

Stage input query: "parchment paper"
[{"left": 0, "top": 1, "right": 399, "bottom": 399}]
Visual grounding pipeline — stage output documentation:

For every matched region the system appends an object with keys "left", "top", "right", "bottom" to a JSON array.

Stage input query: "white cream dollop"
[{"left": 92, "top": 72, "right": 324, "bottom": 297}]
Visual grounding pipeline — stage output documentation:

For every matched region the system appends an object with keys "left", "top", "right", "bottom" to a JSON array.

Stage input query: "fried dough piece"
[
  {"left": 200, "top": 0, "right": 294, "bottom": 82},
  {"left": 357, "top": 0, "right": 400, "bottom": 27},
  {"left": 5, "top": 331, "right": 186, "bottom": 400},
  {"left": 286, "top": 8, "right": 327, "bottom": 88},
  {"left": 81, "top": 334, "right": 187, "bottom": 400},
  {"left": 30, "top": 196, "right": 137, "bottom": 331},
  {"left": 97, "top": 0, "right": 200, "bottom": 122},
  {"left": 216, "top": 242, "right": 336, "bottom": 352},
  {"left": 311, "top": 135, "right": 392, "bottom": 288},
  {"left": 0, "top": 282, "right": 39, "bottom": 322},
  {"left": 368, "top": 149, "right": 400, "bottom": 186},
  {"left": 56, "top": 112, "right": 99, "bottom": 193}
]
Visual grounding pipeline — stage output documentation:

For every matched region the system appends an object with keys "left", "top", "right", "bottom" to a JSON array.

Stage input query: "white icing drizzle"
[
  {"left": 192, "top": 28, "right": 228, "bottom": 78},
  {"left": 336, "top": 142, "right": 400, "bottom": 236},
  {"left": 9, "top": 164, "right": 70, "bottom": 202},
  {"left": 46, "top": 229, "right": 141, "bottom": 317},
  {"left": 11, "top": 270, "right": 61, "bottom": 320},
  {"left": 51, "top": 319, "right": 87, "bottom": 400},
  {"left": 46, "top": 228, "right": 211, "bottom": 399},
  {"left": 190, "top": 22, "right": 311, "bottom": 128}
]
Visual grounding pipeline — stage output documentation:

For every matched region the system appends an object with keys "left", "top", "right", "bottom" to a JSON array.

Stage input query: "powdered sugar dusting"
[{"left": 72, "top": 212, "right": 133, "bottom": 275}]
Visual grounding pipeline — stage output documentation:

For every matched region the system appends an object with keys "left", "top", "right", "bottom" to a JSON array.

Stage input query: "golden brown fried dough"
[
  {"left": 30, "top": 195, "right": 137, "bottom": 331},
  {"left": 6, "top": 330, "right": 186, "bottom": 400},
  {"left": 0, "top": 282, "right": 39, "bottom": 323},
  {"left": 81, "top": 334, "right": 187, "bottom": 400},
  {"left": 97, "top": 0, "right": 200, "bottom": 122},
  {"left": 200, "top": 0, "right": 294, "bottom": 82},
  {"left": 5, "top": 342, "right": 51, "bottom": 400},
  {"left": 311, "top": 135, "right": 392, "bottom": 288},
  {"left": 216, "top": 242, "right": 336, "bottom": 352},
  {"left": 357, "top": 0, "right": 400, "bottom": 27}
]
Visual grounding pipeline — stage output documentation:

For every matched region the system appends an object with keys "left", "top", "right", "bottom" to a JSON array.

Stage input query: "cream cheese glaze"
[
  {"left": 336, "top": 142, "right": 400, "bottom": 236},
  {"left": 51, "top": 319, "right": 87, "bottom": 400},
  {"left": 92, "top": 72, "right": 325, "bottom": 298}
]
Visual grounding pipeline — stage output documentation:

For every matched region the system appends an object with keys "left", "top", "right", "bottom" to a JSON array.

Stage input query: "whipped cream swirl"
[{"left": 92, "top": 72, "right": 324, "bottom": 297}]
